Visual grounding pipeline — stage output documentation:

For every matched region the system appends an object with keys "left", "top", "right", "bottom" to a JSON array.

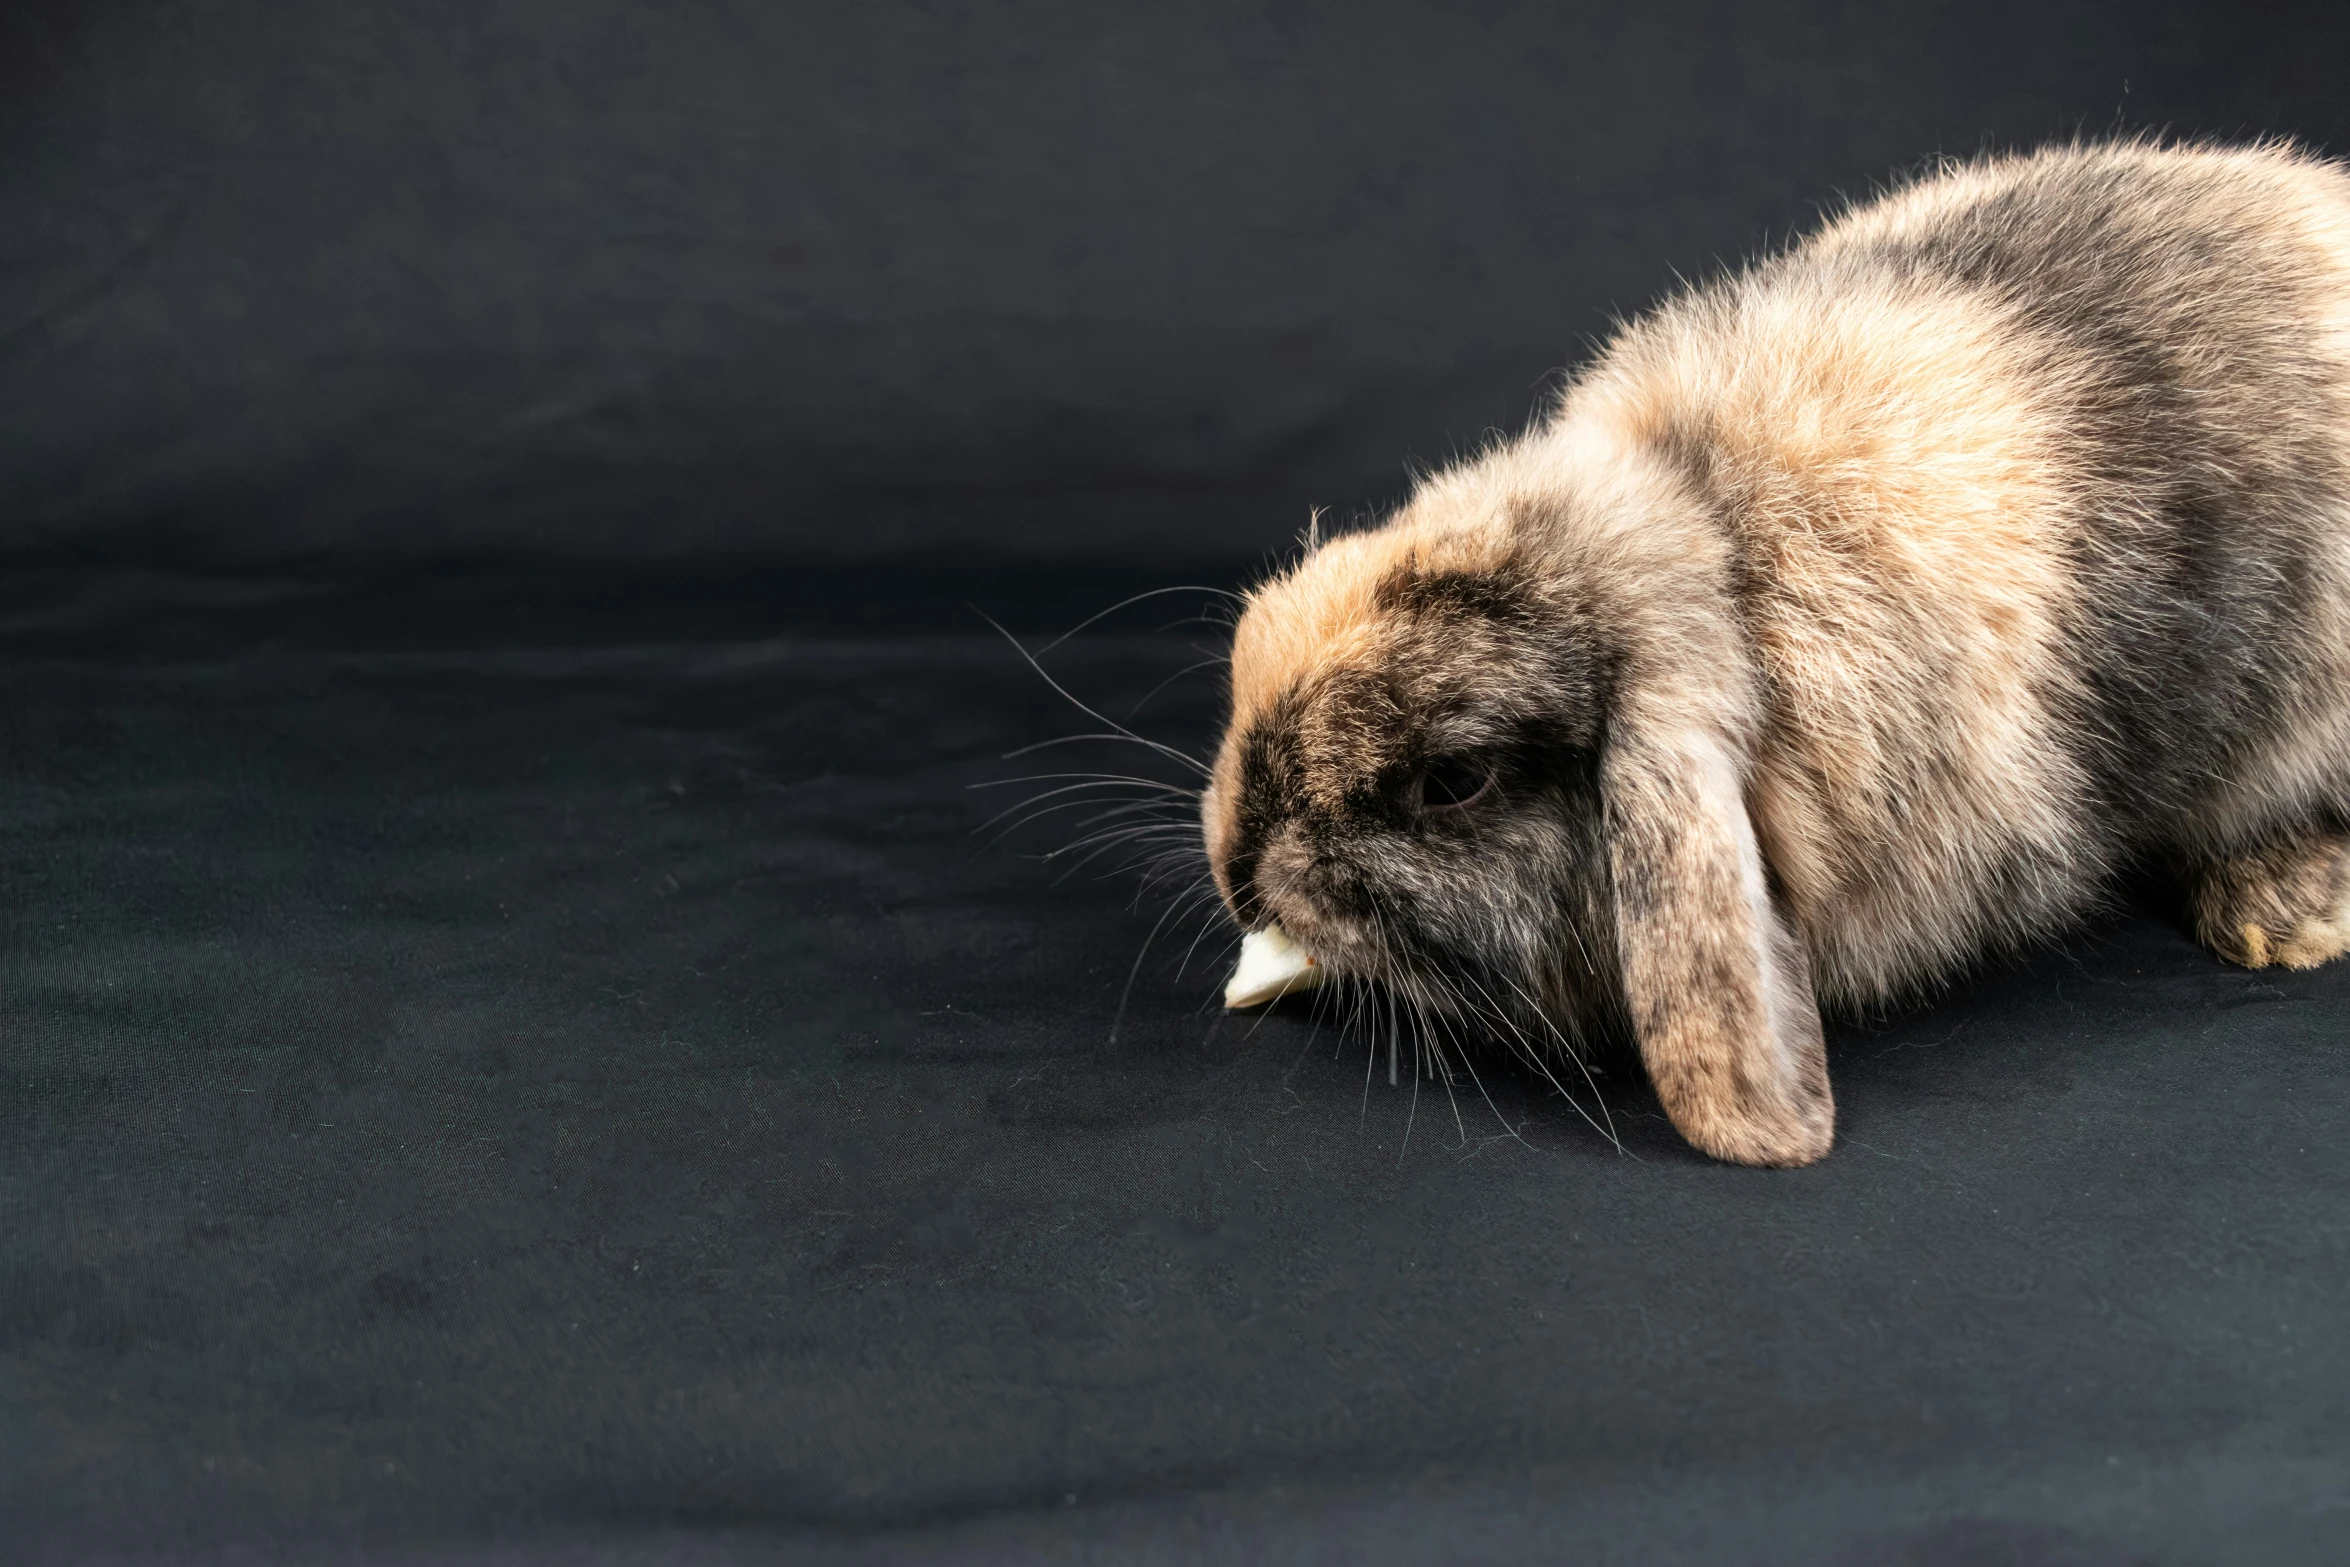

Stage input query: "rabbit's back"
[{"left": 1559, "top": 142, "right": 2350, "bottom": 1002}]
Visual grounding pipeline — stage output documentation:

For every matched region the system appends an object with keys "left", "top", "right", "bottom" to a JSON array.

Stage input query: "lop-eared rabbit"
[{"left": 1205, "top": 141, "right": 2350, "bottom": 1166}]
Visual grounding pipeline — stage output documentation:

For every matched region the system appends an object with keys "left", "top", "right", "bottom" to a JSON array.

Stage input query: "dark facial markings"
[
  {"left": 1221, "top": 692, "right": 1301, "bottom": 928},
  {"left": 1373, "top": 563, "right": 1542, "bottom": 626},
  {"left": 1219, "top": 556, "right": 1618, "bottom": 945}
]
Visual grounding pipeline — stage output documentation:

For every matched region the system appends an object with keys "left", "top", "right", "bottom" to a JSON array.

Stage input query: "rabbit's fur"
[{"left": 1203, "top": 141, "right": 2350, "bottom": 1167}]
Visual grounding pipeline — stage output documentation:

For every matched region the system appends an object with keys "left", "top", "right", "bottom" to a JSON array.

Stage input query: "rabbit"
[{"left": 1200, "top": 140, "right": 2350, "bottom": 1167}]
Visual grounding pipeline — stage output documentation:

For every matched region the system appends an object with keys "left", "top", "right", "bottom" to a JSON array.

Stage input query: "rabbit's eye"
[{"left": 1414, "top": 756, "right": 1493, "bottom": 813}]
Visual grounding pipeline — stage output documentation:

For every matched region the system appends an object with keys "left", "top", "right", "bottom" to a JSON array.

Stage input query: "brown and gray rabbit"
[{"left": 1203, "top": 140, "right": 2350, "bottom": 1167}]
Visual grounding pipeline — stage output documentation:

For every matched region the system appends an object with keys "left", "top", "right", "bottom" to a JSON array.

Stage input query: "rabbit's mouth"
[
  {"left": 1253, "top": 895, "right": 1479, "bottom": 1007},
  {"left": 1245, "top": 896, "right": 1377, "bottom": 981}
]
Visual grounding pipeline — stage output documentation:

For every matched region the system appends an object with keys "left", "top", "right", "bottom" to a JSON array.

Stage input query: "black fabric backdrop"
[
  {"left": 7, "top": 3, "right": 2350, "bottom": 1563},
  {"left": 9, "top": 0, "right": 2350, "bottom": 567}
]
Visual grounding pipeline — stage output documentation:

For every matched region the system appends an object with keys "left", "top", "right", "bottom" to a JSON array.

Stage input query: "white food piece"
[{"left": 1223, "top": 921, "right": 1325, "bottom": 1009}]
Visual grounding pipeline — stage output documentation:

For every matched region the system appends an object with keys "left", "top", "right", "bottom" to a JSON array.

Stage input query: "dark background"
[
  {"left": 9, "top": 4, "right": 2350, "bottom": 1564},
  {"left": 8, "top": 0, "right": 2350, "bottom": 576}
]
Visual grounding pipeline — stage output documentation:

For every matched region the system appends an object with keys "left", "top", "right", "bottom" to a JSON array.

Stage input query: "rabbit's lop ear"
[{"left": 1605, "top": 732, "right": 1834, "bottom": 1167}]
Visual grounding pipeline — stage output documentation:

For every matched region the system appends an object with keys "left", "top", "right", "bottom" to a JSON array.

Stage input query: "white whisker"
[
  {"left": 974, "top": 604, "right": 1211, "bottom": 780},
  {"left": 1029, "top": 585, "right": 1245, "bottom": 658}
]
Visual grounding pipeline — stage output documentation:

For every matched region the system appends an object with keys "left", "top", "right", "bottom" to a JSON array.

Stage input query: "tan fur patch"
[
  {"left": 1572, "top": 265, "right": 2091, "bottom": 1001},
  {"left": 2193, "top": 828, "right": 2350, "bottom": 971}
]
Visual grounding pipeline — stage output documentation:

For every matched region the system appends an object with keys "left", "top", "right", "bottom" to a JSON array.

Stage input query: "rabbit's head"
[{"left": 1204, "top": 449, "right": 1834, "bottom": 1166}]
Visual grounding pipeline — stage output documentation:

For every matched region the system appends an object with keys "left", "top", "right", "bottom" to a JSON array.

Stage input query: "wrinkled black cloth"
[{"left": 2, "top": 571, "right": 2345, "bottom": 1564}]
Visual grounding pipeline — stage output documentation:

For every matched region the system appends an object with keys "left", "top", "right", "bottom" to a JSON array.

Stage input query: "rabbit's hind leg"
[{"left": 2189, "top": 825, "right": 2350, "bottom": 970}]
